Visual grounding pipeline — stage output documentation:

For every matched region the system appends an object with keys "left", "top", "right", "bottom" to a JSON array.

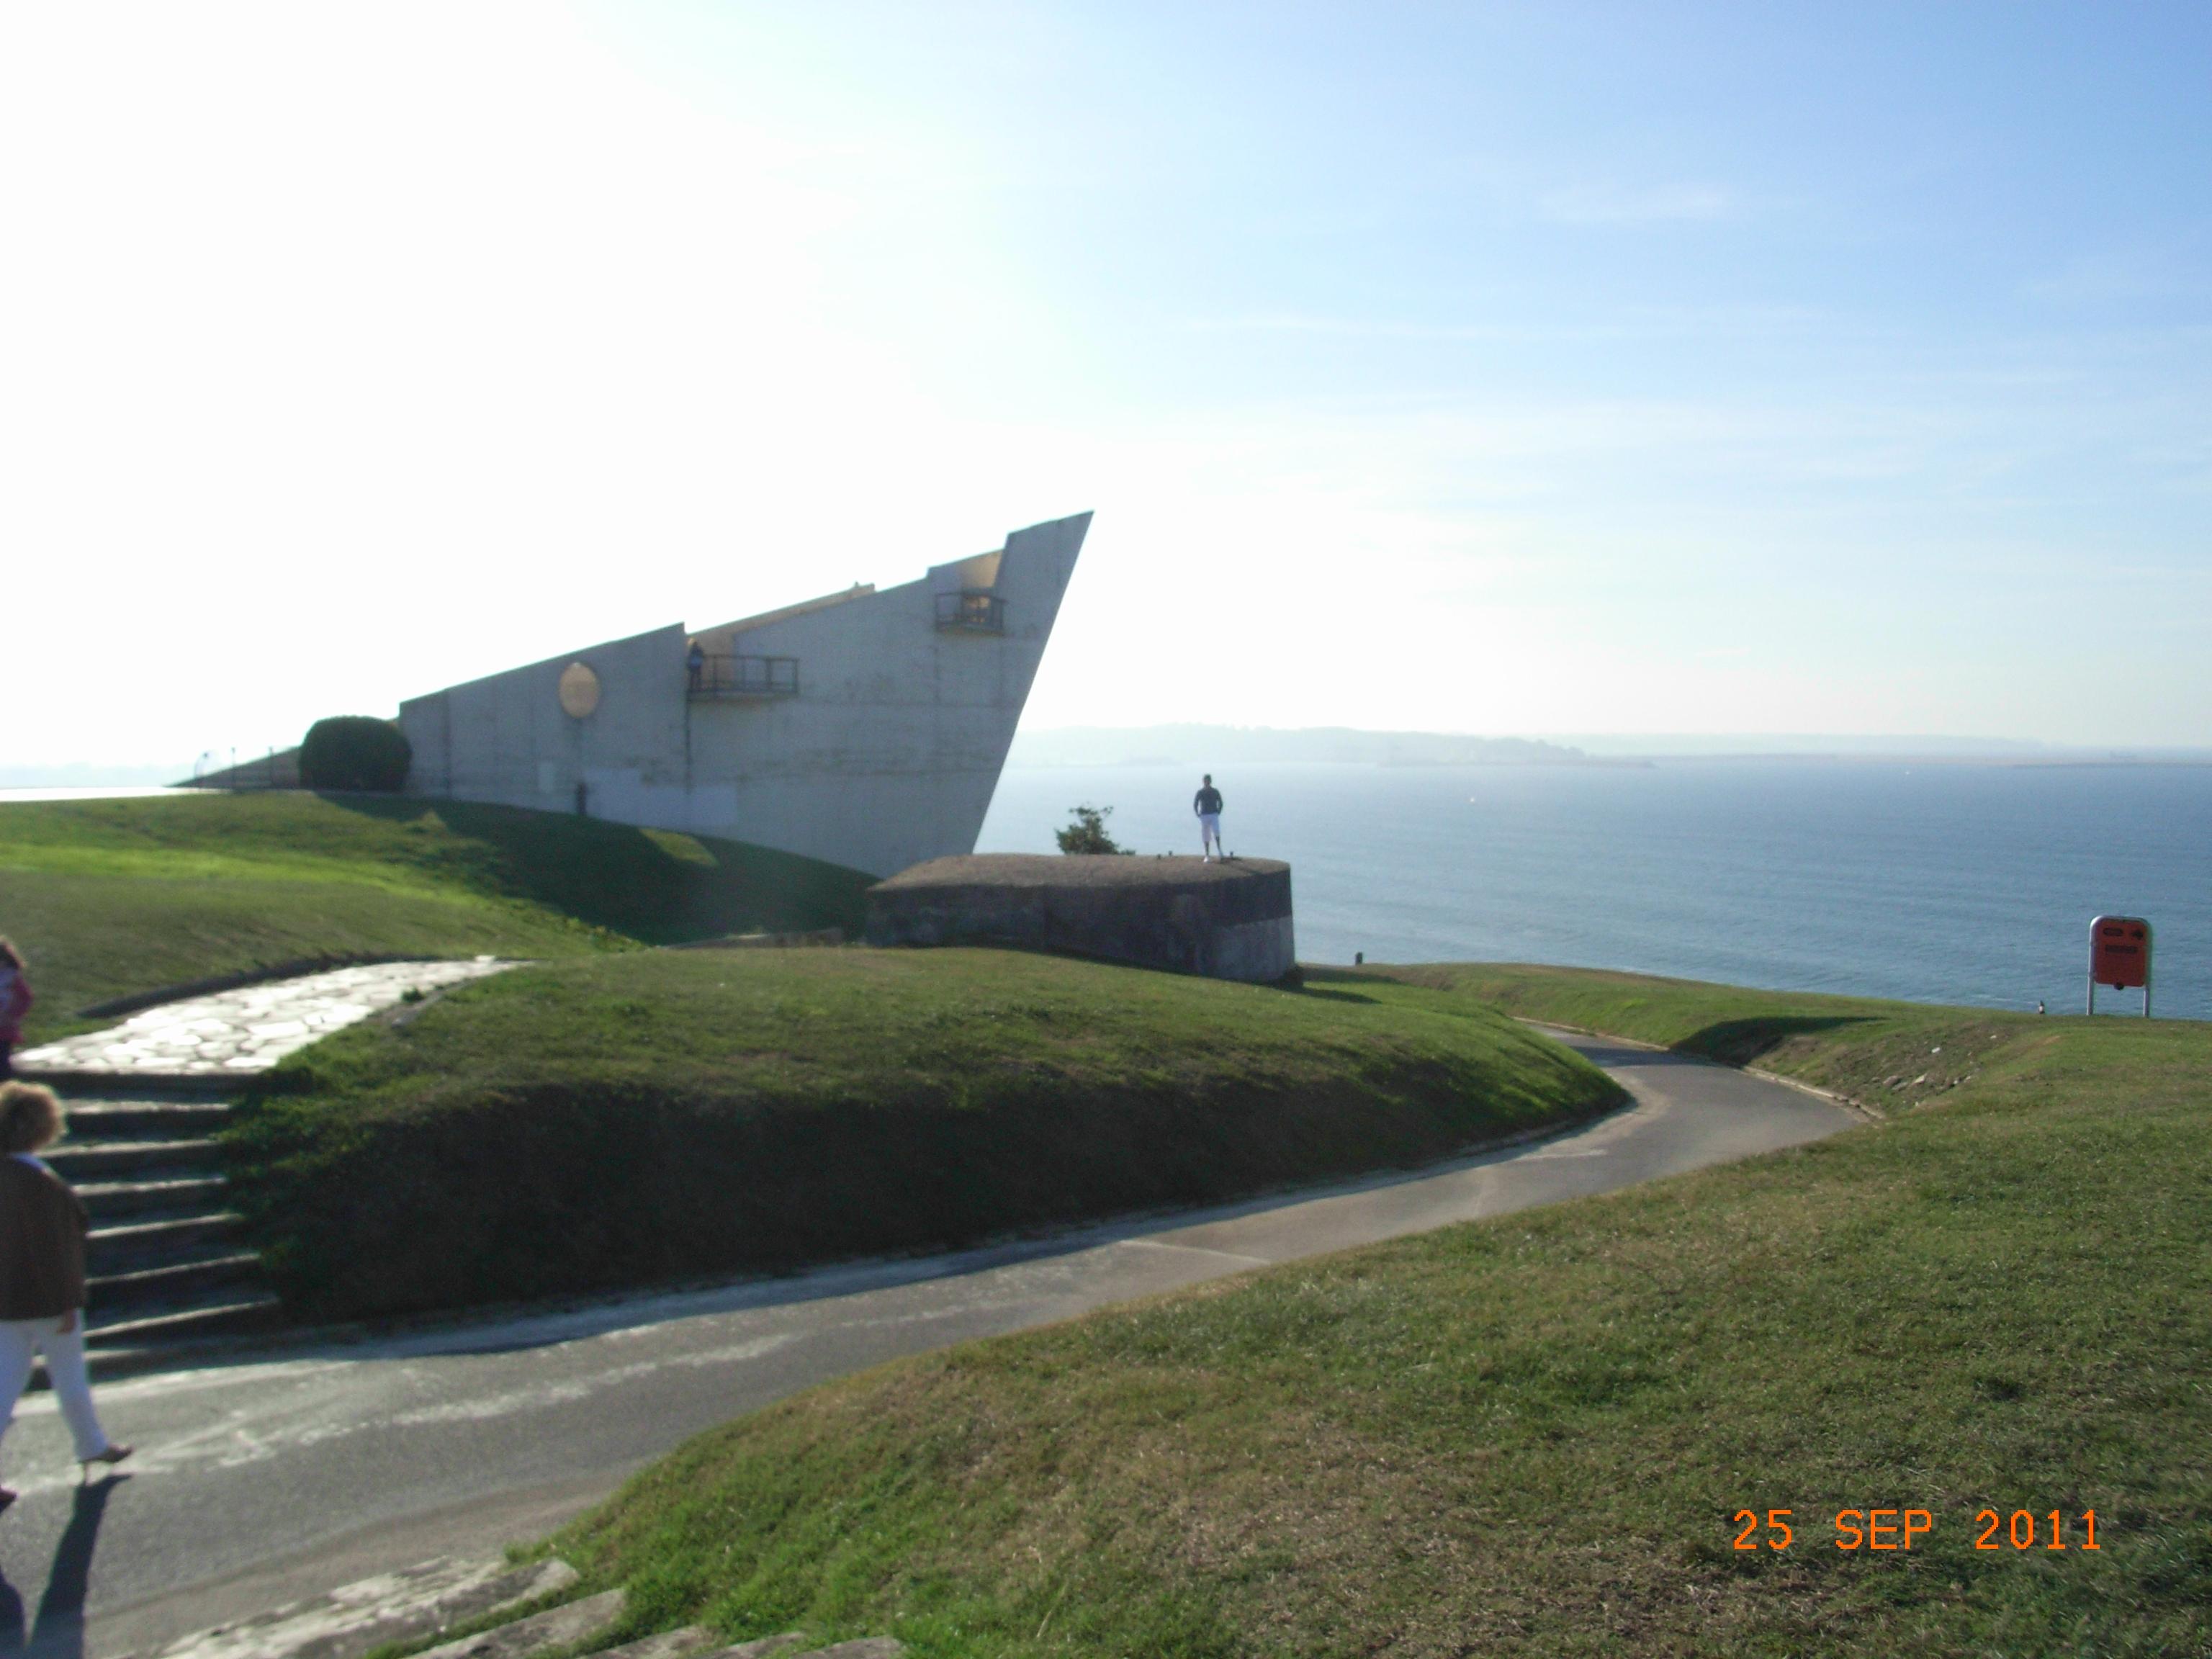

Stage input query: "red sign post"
[{"left": 2087, "top": 915, "right": 2153, "bottom": 1017}]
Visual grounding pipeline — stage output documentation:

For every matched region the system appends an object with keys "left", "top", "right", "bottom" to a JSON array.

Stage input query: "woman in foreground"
[{"left": 0, "top": 1081, "right": 132, "bottom": 1512}]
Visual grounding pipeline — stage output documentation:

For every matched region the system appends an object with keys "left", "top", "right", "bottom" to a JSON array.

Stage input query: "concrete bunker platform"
[{"left": 866, "top": 854, "right": 1295, "bottom": 982}]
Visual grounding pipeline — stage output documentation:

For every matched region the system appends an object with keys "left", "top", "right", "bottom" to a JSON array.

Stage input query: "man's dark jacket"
[{"left": 0, "top": 1156, "right": 89, "bottom": 1320}]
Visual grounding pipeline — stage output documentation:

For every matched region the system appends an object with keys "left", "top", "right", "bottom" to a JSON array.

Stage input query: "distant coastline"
[
  {"left": 0, "top": 761, "right": 193, "bottom": 789},
  {"left": 9, "top": 734, "right": 2210, "bottom": 791},
  {"left": 1007, "top": 725, "right": 1620, "bottom": 770},
  {"left": 1004, "top": 725, "right": 2212, "bottom": 771}
]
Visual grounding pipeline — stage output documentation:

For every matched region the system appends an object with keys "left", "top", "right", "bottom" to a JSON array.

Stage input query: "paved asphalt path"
[{"left": 0, "top": 1030, "right": 1857, "bottom": 1658}]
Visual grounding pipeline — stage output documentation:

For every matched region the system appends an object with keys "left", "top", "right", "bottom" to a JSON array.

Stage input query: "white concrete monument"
[{"left": 397, "top": 513, "right": 1089, "bottom": 877}]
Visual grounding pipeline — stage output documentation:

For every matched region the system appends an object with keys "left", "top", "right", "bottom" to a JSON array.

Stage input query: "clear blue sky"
[{"left": 4, "top": 1, "right": 2208, "bottom": 765}]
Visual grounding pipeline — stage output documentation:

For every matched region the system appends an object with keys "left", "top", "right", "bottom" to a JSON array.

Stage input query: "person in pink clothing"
[{"left": 0, "top": 940, "right": 31, "bottom": 1079}]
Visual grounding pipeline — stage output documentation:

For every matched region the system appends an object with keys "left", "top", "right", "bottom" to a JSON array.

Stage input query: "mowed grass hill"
[
  {"left": 5, "top": 792, "right": 1623, "bottom": 1323},
  {"left": 229, "top": 950, "right": 1621, "bottom": 1319},
  {"left": 549, "top": 969, "right": 2210, "bottom": 1658},
  {"left": 0, "top": 793, "right": 872, "bottom": 1041}
]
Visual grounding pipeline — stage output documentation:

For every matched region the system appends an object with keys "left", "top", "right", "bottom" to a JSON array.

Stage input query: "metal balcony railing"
[
  {"left": 688, "top": 654, "right": 799, "bottom": 699},
  {"left": 935, "top": 590, "right": 1006, "bottom": 634}
]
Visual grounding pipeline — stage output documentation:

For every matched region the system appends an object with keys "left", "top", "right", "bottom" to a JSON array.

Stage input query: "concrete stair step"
[
  {"left": 57, "top": 1099, "right": 234, "bottom": 1138},
  {"left": 80, "top": 1173, "right": 229, "bottom": 1218},
  {"left": 48, "top": 1334, "right": 288, "bottom": 1386},
  {"left": 15, "top": 1069, "right": 240, "bottom": 1100},
  {"left": 75, "top": 1323, "right": 301, "bottom": 1382},
  {"left": 90, "top": 1246, "right": 264, "bottom": 1308},
  {"left": 83, "top": 1290, "right": 284, "bottom": 1347},
  {"left": 89, "top": 1209, "right": 246, "bottom": 1267},
  {"left": 14, "top": 1074, "right": 281, "bottom": 1377},
  {"left": 46, "top": 1137, "right": 222, "bottom": 1178}
]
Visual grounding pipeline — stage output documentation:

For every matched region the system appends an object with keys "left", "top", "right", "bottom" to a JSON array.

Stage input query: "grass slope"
[
  {"left": 553, "top": 968, "right": 2210, "bottom": 1658},
  {"left": 0, "top": 793, "right": 872, "bottom": 1041},
  {"left": 225, "top": 950, "right": 1620, "bottom": 1321}
]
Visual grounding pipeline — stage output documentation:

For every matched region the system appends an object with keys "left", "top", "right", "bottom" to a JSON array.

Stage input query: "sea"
[{"left": 977, "top": 760, "right": 2212, "bottom": 1022}]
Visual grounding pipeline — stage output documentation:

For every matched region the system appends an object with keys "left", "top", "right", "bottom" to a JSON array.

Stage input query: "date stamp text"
[{"left": 1732, "top": 1508, "right": 2101, "bottom": 1552}]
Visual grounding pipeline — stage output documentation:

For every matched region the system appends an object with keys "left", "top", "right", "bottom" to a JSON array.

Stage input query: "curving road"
[{"left": 0, "top": 1030, "right": 1856, "bottom": 1658}]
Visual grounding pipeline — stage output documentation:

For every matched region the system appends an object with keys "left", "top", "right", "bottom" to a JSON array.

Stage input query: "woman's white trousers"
[{"left": 0, "top": 1315, "right": 112, "bottom": 1465}]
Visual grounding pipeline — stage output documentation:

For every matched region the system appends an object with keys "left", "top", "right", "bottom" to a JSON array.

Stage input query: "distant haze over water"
[{"left": 981, "top": 758, "right": 2212, "bottom": 1022}]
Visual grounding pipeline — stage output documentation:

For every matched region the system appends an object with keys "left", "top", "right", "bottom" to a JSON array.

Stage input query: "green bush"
[
  {"left": 1055, "top": 803, "right": 1128, "bottom": 854},
  {"left": 299, "top": 716, "right": 412, "bottom": 792}
]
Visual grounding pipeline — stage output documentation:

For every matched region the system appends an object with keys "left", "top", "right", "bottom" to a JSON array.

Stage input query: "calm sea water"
[{"left": 977, "top": 760, "right": 2212, "bottom": 1022}]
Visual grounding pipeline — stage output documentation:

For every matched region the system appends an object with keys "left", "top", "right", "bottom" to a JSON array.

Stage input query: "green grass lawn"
[
  {"left": 549, "top": 967, "right": 2210, "bottom": 1658},
  {"left": 1370, "top": 961, "right": 2023, "bottom": 1108},
  {"left": 0, "top": 793, "right": 873, "bottom": 1041},
  {"left": 225, "top": 950, "right": 1620, "bottom": 1321}
]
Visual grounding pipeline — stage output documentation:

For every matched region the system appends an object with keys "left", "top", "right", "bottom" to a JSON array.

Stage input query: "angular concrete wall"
[
  {"left": 401, "top": 623, "right": 691, "bottom": 817},
  {"left": 866, "top": 854, "right": 1296, "bottom": 983},
  {"left": 397, "top": 513, "right": 1089, "bottom": 876}
]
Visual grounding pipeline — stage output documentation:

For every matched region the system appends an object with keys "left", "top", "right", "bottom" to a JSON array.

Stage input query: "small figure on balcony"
[
  {"left": 686, "top": 641, "right": 706, "bottom": 693},
  {"left": 1194, "top": 775, "right": 1225, "bottom": 862}
]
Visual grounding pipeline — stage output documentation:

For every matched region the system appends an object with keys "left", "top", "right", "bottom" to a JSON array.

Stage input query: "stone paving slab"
[
  {"left": 17, "top": 959, "right": 518, "bottom": 1077},
  {"left": 141, "top": 1559, "right": 580, "bottom": 1659},
  {"left": 133, "top": 1560, "right": 901, "bottom": 1659},
  {"left": 594, "top": 1629, "right": 719, "bottom": 1659},
  {"left": 410, "top": 1589, "right": 625, "bottom": 1659}
]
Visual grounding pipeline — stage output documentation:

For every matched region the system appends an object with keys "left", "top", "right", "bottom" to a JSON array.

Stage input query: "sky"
[{"left": 4, "top": 1, "right": 2209, "bottom": 770}]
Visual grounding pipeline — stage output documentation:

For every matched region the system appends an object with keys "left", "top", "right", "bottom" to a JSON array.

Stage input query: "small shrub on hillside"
[
  {"left": 300, "top": 716, "right": 412, "bottom": 792},
  {"left": 1056, "top": 804, "right": 1128, "bottom": 855}
]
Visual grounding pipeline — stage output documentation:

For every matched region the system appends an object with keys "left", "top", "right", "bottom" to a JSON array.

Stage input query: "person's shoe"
[
  {"left": 82, "top": 1444, "right": 132, "bottom": 1467},
  {"left": 0, "top": 1486, "right": 17, "bottom": 1514}
]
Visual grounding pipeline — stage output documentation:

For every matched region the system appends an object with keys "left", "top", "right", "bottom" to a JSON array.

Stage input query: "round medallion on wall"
[{"left": 557, "top": 661, "right": 602, "bottom": 719}]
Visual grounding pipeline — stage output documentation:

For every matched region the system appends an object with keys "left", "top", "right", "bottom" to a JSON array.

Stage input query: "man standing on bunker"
[{"left": 1193, "top": 773, "right": 1225, "bottom": 862}]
